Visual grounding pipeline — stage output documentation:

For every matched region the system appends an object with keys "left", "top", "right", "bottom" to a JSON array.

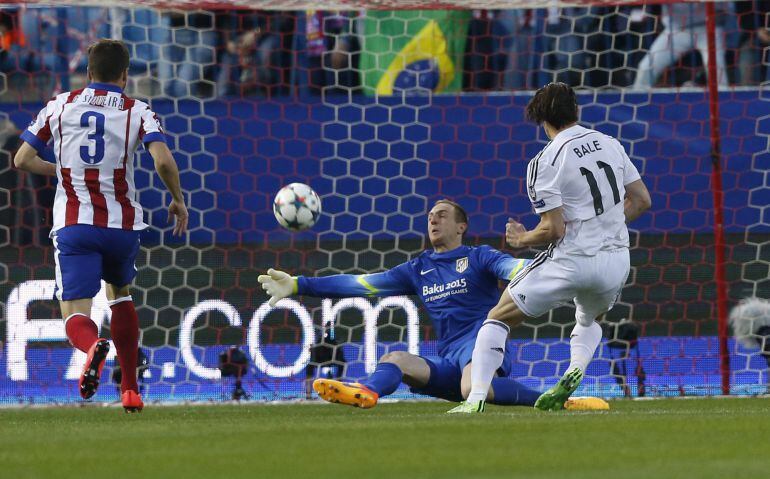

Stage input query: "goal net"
[{"left": 0, "top": 0, "right": 768, "bottom": 404}]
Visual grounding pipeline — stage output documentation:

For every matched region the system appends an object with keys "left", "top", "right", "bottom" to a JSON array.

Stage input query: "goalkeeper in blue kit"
[{"left": 259, "top": 200, "right": 607, "bottom": 411}]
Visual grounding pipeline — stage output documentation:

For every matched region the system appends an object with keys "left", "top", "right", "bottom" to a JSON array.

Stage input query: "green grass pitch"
[{"left": 1, "top": 398, "right": 769, "bottom": 479}]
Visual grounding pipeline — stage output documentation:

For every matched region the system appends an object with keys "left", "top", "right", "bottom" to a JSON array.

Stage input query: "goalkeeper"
[{"left": 259, "top": 199, "right": 606, "bottom": 411}]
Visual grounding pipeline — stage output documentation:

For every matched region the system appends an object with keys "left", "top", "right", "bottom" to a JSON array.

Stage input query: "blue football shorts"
[{"left": 52, "top": 224, "right": 141, "bottom": 301}]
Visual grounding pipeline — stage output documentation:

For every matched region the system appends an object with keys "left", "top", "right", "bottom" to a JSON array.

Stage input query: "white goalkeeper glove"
[{"left": 257, "top": 268, "right": 297, "bottom": 307}]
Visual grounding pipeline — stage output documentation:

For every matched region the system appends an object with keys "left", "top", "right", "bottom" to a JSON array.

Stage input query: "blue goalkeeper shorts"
[
  {"left": 52, "top": 225, "right": 141, "bottom": 301},
  {"left": 410, "top": 337, "right": 514, "bottom": 402}
]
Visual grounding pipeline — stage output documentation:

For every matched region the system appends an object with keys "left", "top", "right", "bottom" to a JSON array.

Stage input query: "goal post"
[{"left": 0, "top": 0, "right": 767, "bottom": 403}]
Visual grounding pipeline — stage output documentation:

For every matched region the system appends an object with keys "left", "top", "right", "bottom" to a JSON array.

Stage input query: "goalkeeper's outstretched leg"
[{"left": 312, "top": 351, "right": 427, "bottom": 409}]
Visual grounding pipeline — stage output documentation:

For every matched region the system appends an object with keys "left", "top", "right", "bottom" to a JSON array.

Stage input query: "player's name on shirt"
[
  {"left": 76, "top": 92, "right": 126, "bottom": 109},
  {"left": 422, "top": 278, "right": 468, "bottom": 303},
  {"left": 572, "top": 139, "right": 603, "bottom": 158}
]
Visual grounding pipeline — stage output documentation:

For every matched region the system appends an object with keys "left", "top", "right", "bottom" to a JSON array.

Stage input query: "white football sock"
[
  {"left": 567, "top": 321, "right": 603, "bottom": 374},
  {"left": 466, "top": 319, "right": 510, "bottom": 404}
]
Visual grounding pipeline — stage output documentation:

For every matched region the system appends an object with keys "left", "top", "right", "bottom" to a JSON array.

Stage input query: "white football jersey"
[
  {"left": 22, "top": 83, "right": 166, "bottom": 236},
  {"left": 526, "top": 124, "right": 641, "bottom": 256}
]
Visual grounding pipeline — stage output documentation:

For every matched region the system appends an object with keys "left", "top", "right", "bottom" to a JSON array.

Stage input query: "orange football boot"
[
  {"left": 564, "top": 397, "right": 610, "bottom": 411},
  {"left": 313, "top": 379, "right": 379, "bottom": 409}
]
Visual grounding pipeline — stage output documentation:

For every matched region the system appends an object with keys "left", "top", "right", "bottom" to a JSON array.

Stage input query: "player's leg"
[
  {"left": 536, "top": 250, "right": 630, "bottom": 411},
  {"left": 53, "top": 227, "right": 110, "bottom": 400},
  {"left": 458, "top": 362, "right": 610, "bottom": 410},
  {"left": 460, "top": 254, "right": 575, "bottom": 411},
  {"left": 462, "top": 291, "right": 525, "bottom": 407},
  {"left": 63, "top": 298, "right": 111, "bottom": 401},
  {"left": 571, "top": 249, "right": 630, "bottom": 374},
  {"left": 411, "top": 354, "right": 484, "bottom": 412},
  {"left": 101, "top": 229, "right": 143, "bottom": 412},
  {"left": 534, "top": 311, "right": 605, "bottom": 411},
  {"left": 371, "top": 350, "right": 430, "bottom": 392},
  {"left": 695, "top": 26, "right": 728, "bottom": 86},
  {"left": 105, "top": 282, "right": 142, "bottom": 412},
  {"left": 60, "top": 298, "right": 97, "bottom": 348},
  {"left": 459, "top": 362, "right": 540, "bottom": 406},
  {"left": 461, "top": 367, "right": 609, "bottom": 410},
  {"left": 632, "top": 29, "right": 675, "bottom": 89},
  {"left": 459, "top": 338, "right": 540, "bottom": 406},
  {"left": 313, "top": 351, "right": 430, "bottom": 408},
  {"left": 105, "top": 282, "right": 137, "bottom": 390}
]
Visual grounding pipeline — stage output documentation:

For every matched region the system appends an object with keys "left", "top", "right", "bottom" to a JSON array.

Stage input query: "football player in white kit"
[
  {"left": 449, "top": 82, "right": 651, "bottom": 413},
  {"left": 14, "top": 40, "right": 188, "bottom": 412}
]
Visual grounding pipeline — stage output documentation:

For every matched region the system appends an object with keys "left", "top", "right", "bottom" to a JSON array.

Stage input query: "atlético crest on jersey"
[{"left": 456, "top": 257, "right": 468, "bottom": 273}]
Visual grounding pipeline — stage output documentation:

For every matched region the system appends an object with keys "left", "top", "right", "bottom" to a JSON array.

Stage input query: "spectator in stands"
[
  {"left": 572, "top": 6, "right": 662, "bottom": 89},
  {"left": 216, "top": 11, "right": 294, "bottom": 97},
  {"left": 464, "top": 10, "right": 509, "bottom": 91},
  {"left": 306, "top": 11, "right": 359, "bottom": 95},
  {"left": 734, "top": 0, "right": 770, "bottom": 84},
  {"left": 760, "top": 1, "right": 770, "bottom": 82},
  {"left": 585, "top": 5, "right": 660, "bottom": 88},
  {"left": 724, "top": 1, "right": 752, "bottom": 85},
  {"left": 632, "top": 2, "right": 729, "bottom": 89},
  {"left": 17, "top": 7, "right": 112, "bottom": 94},
  {"left": 469, "top": 6, "right": 660, "bottom": 91},
  {"left": 215, "top": 11, "right": 262, "bottom": 97},
  {"left": 498, "top": 8, "right": 542, "bottom": 90},
  {"left": 158, "top": 11, "right": 218, "bottom": 97},
  {"left": 541, "top": 7, "right": 596, "bottom": 88},
  {"left": 0, "top": 8, "right": 25, "bottom": 68},
  {"left": 496, "top": 7, "right": 597, "bottom": 91},
  {"left": 0, "top": 7, "right": 28, "bottom": 94},
  {"left": 0, "top": 7, "right": 40, "bottom": 96}
]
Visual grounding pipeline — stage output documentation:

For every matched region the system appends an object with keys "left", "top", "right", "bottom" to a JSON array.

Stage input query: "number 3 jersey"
[
  {"left": 527, "top": 124, "right": 641, "bottom": 256},
  {"left": 22, "top": 83, "right": 166, "bottom": 236}
]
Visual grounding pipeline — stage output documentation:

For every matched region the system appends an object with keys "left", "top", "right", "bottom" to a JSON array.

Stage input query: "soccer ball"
[{"left": 273, "top": 183, "right": 322, "bottom": 231}]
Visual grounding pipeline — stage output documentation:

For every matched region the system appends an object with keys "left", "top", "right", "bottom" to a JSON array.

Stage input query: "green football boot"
[
  {"left": 534, "top": 367, "right": 584, "bottom": 411},
  {"left": 446, "top": 400, "right": 485, "bottom": 414}
]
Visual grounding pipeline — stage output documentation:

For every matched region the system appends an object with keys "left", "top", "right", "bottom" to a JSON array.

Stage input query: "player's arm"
[
  {"left": 623, "top": 180, "right": 651, "bottom": 223},
  {"left": 505, "top": 209, "right": 565, "bottom": 249},
  {"left": 619, "top": 144, "right": 651, "bottom": 223},
  {"left": 142, "top": 106, "right": 187, "bottom": 236},
  {"left": 258, "top": 265, "right": 414, "bottom": 306},
  {"left": 13, "top": 142, "right": 56, "bottom": 176},
  {"left": 478, "top": 245, "right": 532, "bottom": 281},
  {"left": 147, "top": 140, "right": 188, "bottom": 236},
  {"left": 15, "top": 100, "right": 56, "bottom": 176},
  {"left": 507, "top": 152, "right": 565, "bottom": 248}
]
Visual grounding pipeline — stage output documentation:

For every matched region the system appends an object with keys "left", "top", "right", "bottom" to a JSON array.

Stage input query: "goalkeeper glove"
[{"left": 257, "top": 268, "right": 298, "bottom": 307}]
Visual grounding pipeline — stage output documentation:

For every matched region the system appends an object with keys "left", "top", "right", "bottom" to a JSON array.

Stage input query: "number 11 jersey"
[
  {"left": 526, "top": 124, "right": 641, "bottom": 256},
  {"left": 22, "top": 82, "right": 166, "bottom": 236}
]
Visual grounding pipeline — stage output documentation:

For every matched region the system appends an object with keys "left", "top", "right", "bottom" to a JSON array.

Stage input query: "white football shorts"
[{"left": 507, "top": 248, "right": 630, "bottom": 326}]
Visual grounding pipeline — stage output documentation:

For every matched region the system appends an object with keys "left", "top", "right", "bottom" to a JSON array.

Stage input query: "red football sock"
[
  {"left": 64, "top": 314, "right": 99, "bottom": 353},
  {"left": 110, "top": 298, "right": 139, "bottom": 393}
]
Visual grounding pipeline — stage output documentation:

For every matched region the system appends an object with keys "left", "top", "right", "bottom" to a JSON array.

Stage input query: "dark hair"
[
  {"left": 526, "top": 82, "right": 578, "bottom": 129},
  {"left": 434, "top": 199, "right": 468, "bottom": 225},
  {"left": 87, "top": 39, "right": 129, "bottom": 83}
]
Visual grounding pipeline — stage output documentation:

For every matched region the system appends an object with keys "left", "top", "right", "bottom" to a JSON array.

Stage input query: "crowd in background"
[{"left": 0, "top": 2, "right": 767, "bottom": 99}]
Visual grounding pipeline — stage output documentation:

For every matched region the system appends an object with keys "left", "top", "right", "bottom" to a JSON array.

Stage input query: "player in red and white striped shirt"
[{"left": 14, "top": 39, "right": 188, "bottom": 412}]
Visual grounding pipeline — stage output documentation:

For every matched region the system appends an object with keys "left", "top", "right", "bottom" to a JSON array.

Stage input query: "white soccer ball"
[
  {"left": 273, "top": 183, "right": 322, "bottom": 231},
  {"left": 729, "top": 297, "right": 770, "bottom": 348}
]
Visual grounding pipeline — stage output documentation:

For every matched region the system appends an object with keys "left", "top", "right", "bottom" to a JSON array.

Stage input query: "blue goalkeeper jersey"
[{"left": 297, "top": 245, "right": 530, "bottom": 357}]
